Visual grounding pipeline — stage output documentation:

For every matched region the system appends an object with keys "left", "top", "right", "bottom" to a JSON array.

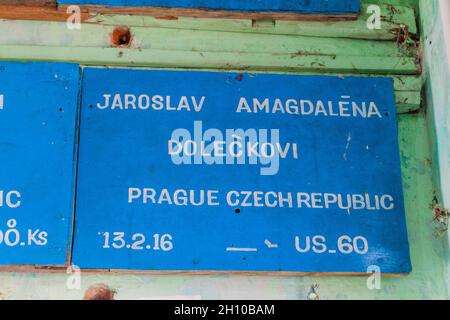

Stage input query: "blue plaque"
[
  {"left": 0, "top": 62, "right": 80, "bottom": 265},
  {"left": 73, "top": 67, "right": 411, "bottom": 273},
  {"left": 58, "top": 0, "right": 360, "bottom": 14}
]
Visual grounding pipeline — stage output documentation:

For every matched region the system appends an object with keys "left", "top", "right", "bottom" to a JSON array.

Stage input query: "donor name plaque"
[
  {"left": 0, "top": 62, "right": 79, "bottom": 265},
  {"left": 73, "top": 68, "right": 411, "bottom": 274}
]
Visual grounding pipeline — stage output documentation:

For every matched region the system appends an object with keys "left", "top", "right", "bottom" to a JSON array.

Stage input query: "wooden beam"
[
  {"left": 0, "top": 264, "right": 409, "bottom": 276},
  {"left": 0, "top": 45, "right": 419, "bottom": 74},
  {"left": 0, "top": 3, "right": 358, "bottom": 22},
  {"left": 0, "top": 0, "right": 54, "bottom": 5},
  {"left": 0, "top": 5, "right": 91, "bottom": 21},
  {"left": 84, "top": 3, "right": 417, "bottom": 40},
  {"left": 0, "top": 2, "right": 417, "bottom": 41},
  {"left": 59, "top": 4, "right": 359, "bottom": 21}
]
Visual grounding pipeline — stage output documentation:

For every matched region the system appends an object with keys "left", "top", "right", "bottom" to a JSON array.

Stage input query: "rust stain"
[{"left": 391, "top": 25, "right": 410, "bottom": 49}]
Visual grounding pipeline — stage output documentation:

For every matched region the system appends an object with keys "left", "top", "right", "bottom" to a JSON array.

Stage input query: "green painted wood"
[
  {"left": 0, "top": 20, "right": 415, "bottom": 57},
  {"left": 86, "top": 2, "right": 417, "bottom": 39},
  {"left": 229, "top": 71, "right": 421, "bottom": 92},
  {"left": 0, "top": 1, "right": 421, "bottom": 113},
  {"left": 395, "top": 91, "right": 422, "bottom": 113},
  {"left": 0, "top": 11, "right": 421, "bottom": 111},
  {"left": 370, "top": 0, "right": 418, "bottom": 10},
  {"left": 0, "top": 4, "right": 421, "bottom": 112},
  {"left": 419, "top": 0, "right": 450, "bottom": 210},
  {"left": 125, "top": 26, "right": 415, "bottom": 57},
  {"left": 0, "top": 45, "right": 419, "bottom": 73},
  {"left": 391, "top": 75, "right": 422, "bottom": 91},
  {"left": 0, "top": 47, "right": 421, "bottom": 112}
]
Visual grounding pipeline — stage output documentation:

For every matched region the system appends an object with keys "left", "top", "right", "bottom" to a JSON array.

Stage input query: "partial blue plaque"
[
  {"left": 58, "top": 0, "right": 360, "bottom": 14},
  {"left": 73, "top": 68, "right": 411, "bottom": 274},
  {"left": 0, "top": 62, "right": 80, "bottom": 265}
]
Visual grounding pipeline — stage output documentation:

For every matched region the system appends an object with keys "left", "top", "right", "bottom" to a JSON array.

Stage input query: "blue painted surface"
[
  {"left": 73, "top": 67, "right": 411, "bottom": 273},
  {"left": 58, "top": 0, "right": 360, "bottom": 14},
  {"left": 0, "top": 62, "right": 80, "bottom": 265}
]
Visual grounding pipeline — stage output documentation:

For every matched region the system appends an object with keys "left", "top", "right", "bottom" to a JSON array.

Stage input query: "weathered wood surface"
[
  {"left": 0, "top": 264, "right": 408, "bottom": 276},
  {"left": 0, "top": 42, "right": 422, "bottom": 111},
  {"left": 0, "top": 45, "right": 419, "bottom": 73},
  {"left": 85, "top": 3, "right": 417, "bottom": 40},
  {"left": 58, "top": 0, "right": 359, "bottom": 21},
  {"left": 0, "top": 0, "right": 422, "bottom": 112},
  {"left": 59, "top": 4, "right": 359, "bottom": 21},
  {"left": 0, "top": 1, "right": 421, "bottom": 112},
  {"left": 0, "top": 2, "right": 416, "bottom": 39},
  {"left": 0, "top": 2, "right": 358, "bottom": 22},
  {"left": 0, "top": 0, "right": 53, "bottom": 5}
]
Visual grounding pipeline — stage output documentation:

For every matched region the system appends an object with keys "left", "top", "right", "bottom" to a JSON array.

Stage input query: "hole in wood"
[
  {"left": 251, "top": 19, "right": 276, "bottom": 28},
  {"left": 111, "top": 27, "right": 132, "bottom": 47}
]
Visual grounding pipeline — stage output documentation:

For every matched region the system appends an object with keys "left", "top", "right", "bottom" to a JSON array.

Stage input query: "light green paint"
[
  {"left": 419, "top": 0, "right": 450, "bottom": 296},
  {"left": 420, "top": 0, "right": 450, "bottom": 209},
  {"left": 0, "top": 0, "right": 448, "bottom": 300},
  {"left": 0, "top": 20, "right": 415, "bottom": 57}
]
